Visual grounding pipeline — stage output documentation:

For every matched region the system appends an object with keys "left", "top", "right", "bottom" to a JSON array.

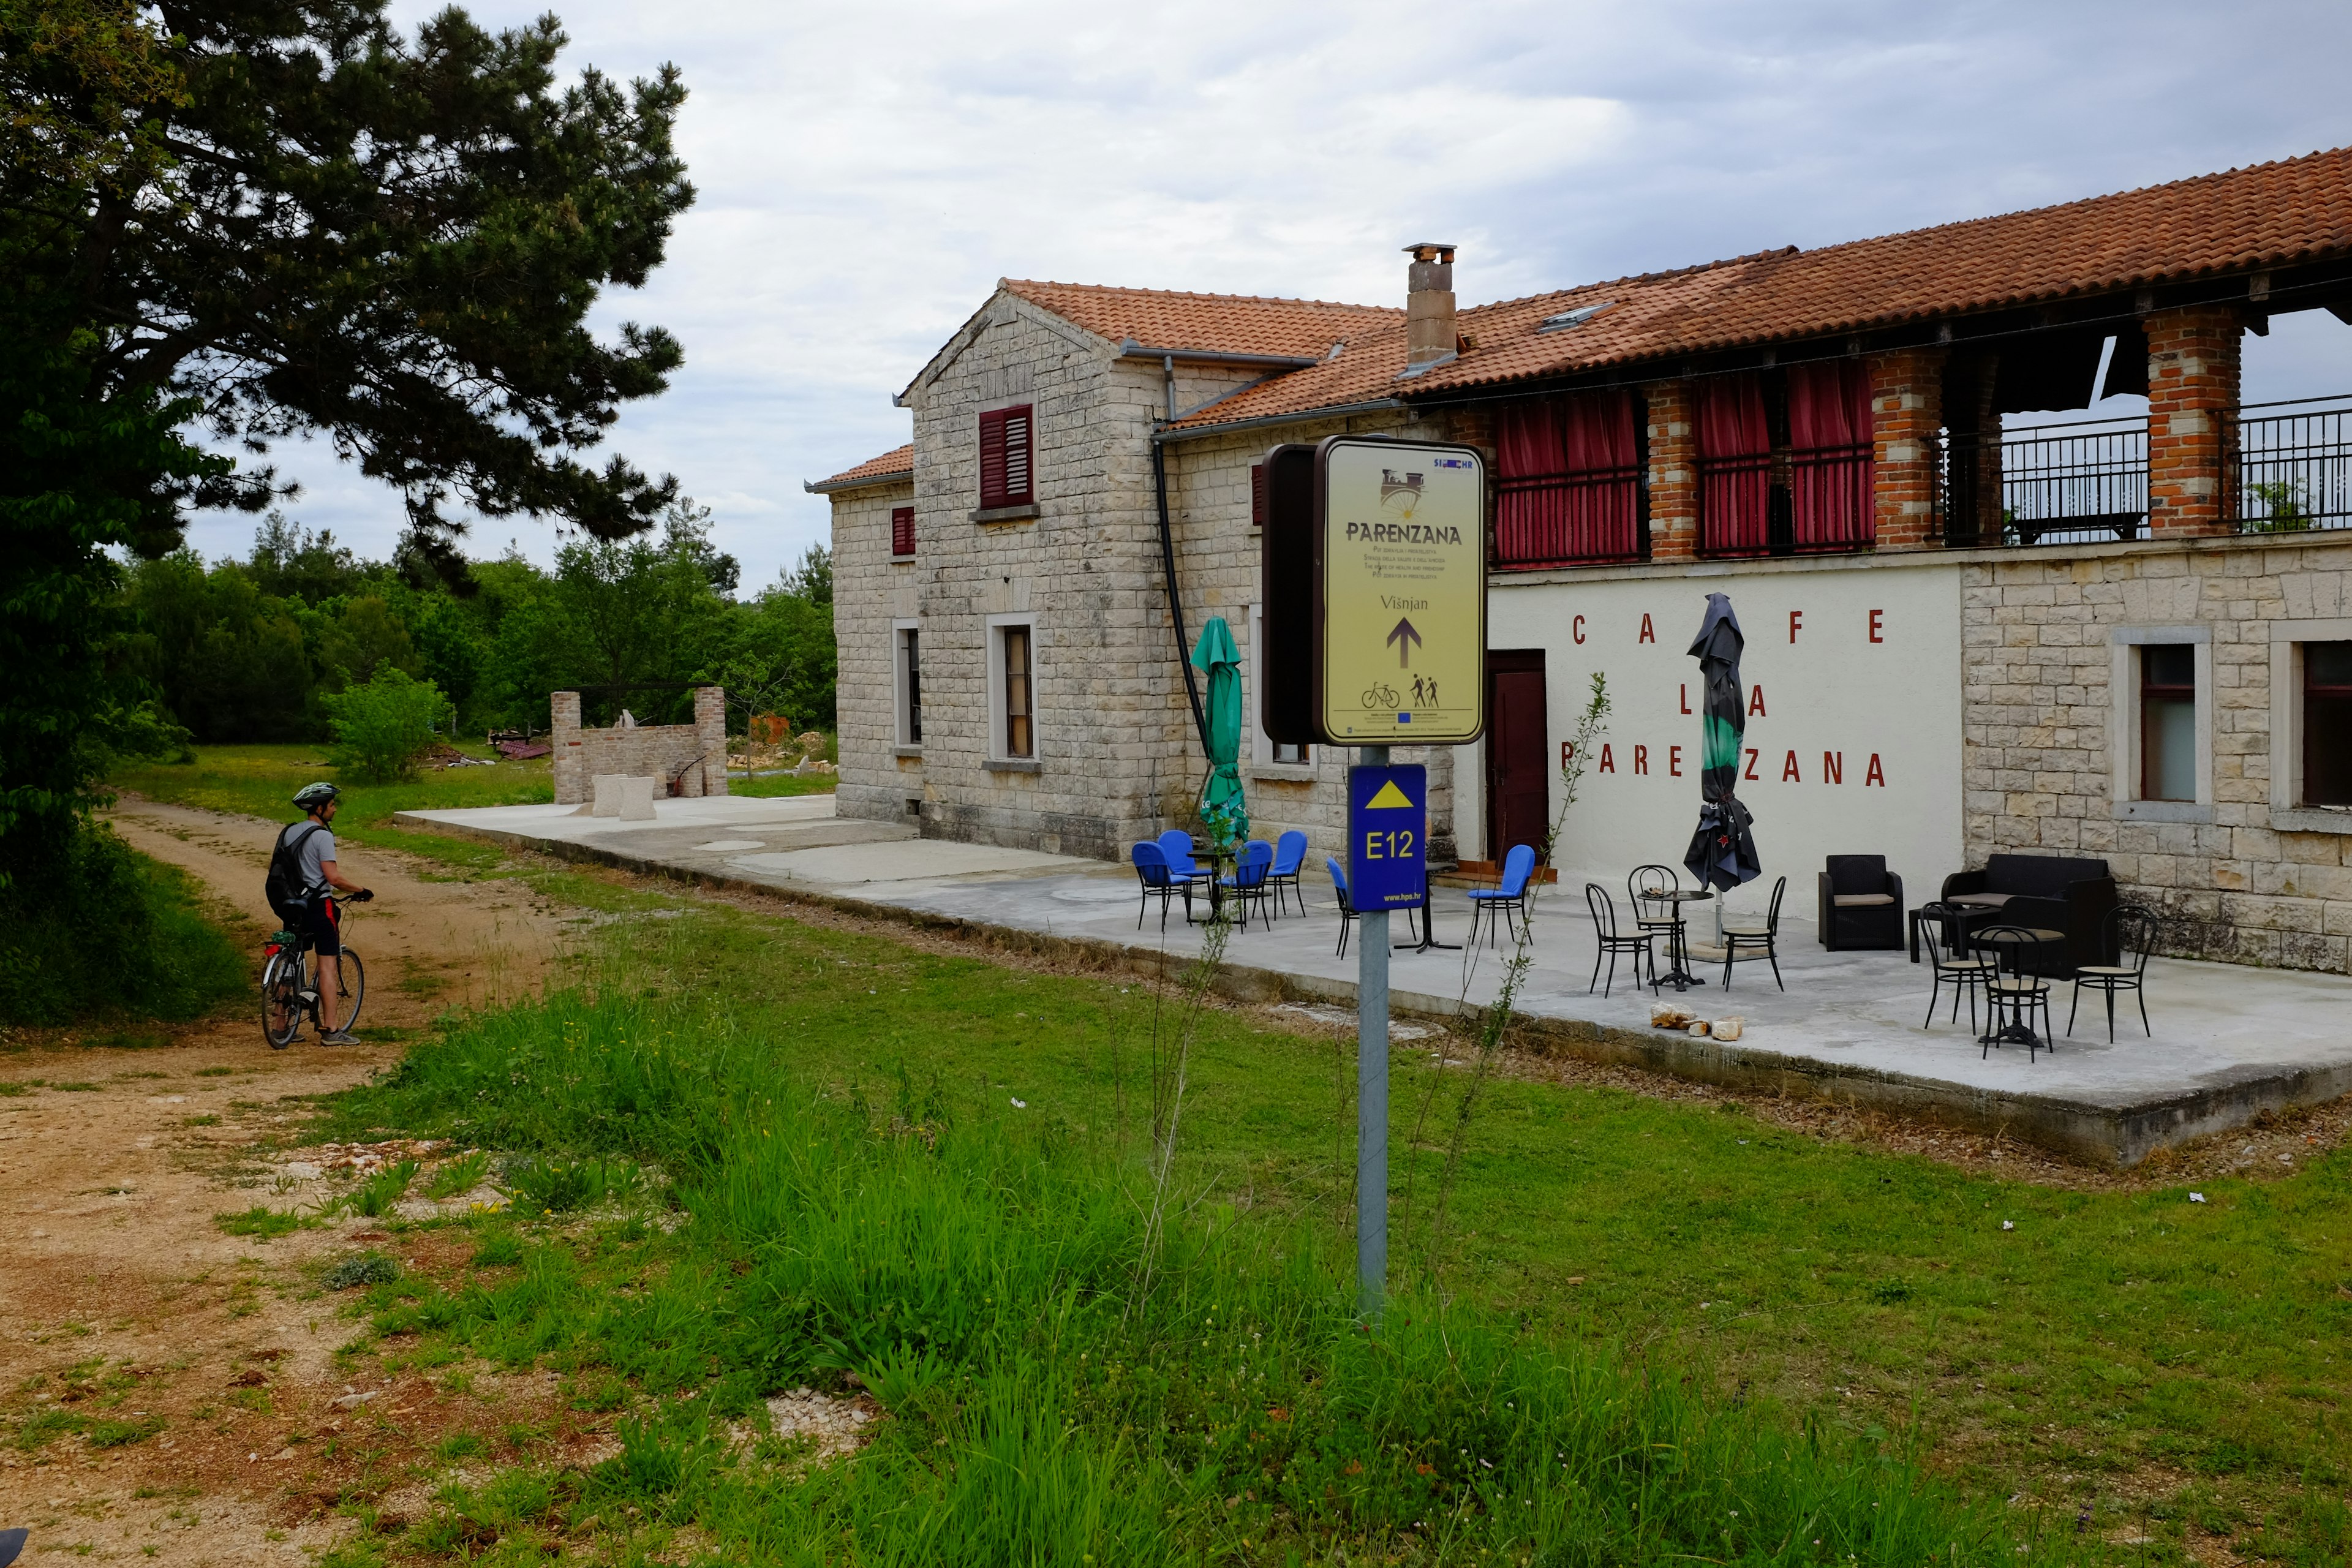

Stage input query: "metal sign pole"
[{"left": 1357, "top": 742, "right": 1389, "bottom": 1318}]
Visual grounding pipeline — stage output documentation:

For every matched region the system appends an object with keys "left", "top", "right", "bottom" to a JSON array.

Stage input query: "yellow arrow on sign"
[{"left": 1365, "top": 780, "right": 1415, "bottom": 810}]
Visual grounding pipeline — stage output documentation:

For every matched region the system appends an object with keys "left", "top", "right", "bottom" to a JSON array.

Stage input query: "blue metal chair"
[
  {"left": 1220, "top": 839, "right": 1275, "bottom": 930},
  {"left": 1267, "top": 830, "right": 1310, "bottom": 918},
  {"left": 1467, "top": 844, "right": 1538, "bottom": 949},
  {"left": 1129, "top": 840, "right": 1189, "bottom": 931}
]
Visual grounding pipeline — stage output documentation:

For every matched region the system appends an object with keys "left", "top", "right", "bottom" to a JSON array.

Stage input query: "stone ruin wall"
[{"left": 551, "top": 687, "right": 729, "bottom": 806}]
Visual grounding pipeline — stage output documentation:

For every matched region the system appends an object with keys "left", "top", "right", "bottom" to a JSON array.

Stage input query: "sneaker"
[{"left": 318, "top": 1030, "right": 361, "bottom": 1046}]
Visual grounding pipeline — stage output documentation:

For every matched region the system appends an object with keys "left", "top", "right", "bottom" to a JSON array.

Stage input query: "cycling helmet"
[{"left": 292, "top": 782, "right": 342, "bottom": 811}]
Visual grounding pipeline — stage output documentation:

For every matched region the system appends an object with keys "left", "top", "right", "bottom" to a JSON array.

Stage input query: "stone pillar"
[
  {"left": 551, "top": 691, "right": 584, "bottom": 805},
  {"left": 1869, "top": 347, "right": 1947, "bottom": 550},
  {"left": 1644, "top": 379, "right": 1698, "bottom": 561},
  {"left": 693, "top": 685, "right": 728, "bottom": 797},
  {"left": 2146, "top": 304, "right": 2242, "bottom": 538}
]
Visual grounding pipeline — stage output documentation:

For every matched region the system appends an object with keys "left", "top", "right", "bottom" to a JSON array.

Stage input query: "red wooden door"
[{"left": 1486, "top": 655, "right": 1548, "bottom": 861}]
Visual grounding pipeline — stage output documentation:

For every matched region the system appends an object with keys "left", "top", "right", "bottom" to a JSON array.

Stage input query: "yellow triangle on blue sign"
[{"left": 1365, "top": 779, "right": 1415, "bottom": 810}]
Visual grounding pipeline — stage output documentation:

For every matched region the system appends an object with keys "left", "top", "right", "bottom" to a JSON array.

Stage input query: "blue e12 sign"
[{"left": 1349, "top": 764, "right": 1428, "bottom": 911}]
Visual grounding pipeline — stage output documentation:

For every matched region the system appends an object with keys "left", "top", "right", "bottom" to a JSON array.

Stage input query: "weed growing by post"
[{"left": 1410, "top": 672, "right": 1610, "bottom": 1281}]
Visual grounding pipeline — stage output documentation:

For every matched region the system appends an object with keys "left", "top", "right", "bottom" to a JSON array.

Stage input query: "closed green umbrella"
[{"left": 1191, "top": 616, "right": 1249, "bottom": 852}]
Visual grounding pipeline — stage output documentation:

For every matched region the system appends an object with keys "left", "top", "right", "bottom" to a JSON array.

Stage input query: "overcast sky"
[{"left": 182, "top": 0, "right": 2352, "bottom": 586}]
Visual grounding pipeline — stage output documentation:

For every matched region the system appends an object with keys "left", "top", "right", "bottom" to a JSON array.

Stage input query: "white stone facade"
[{"left": 826, "top": 289, "right": 1458, "bottom": 864}]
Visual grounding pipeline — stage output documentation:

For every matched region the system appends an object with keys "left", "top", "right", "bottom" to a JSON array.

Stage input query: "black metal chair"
[
  {"left": 1721, "top": 875, "right": 1787, "bottom": 992},
  {"left": 1584, "top": 883, "right": 1654, "bottom": 998},
  {"left": 1977, "top": 922, "right": 2056, "bottom": 1061},
  {"left": 2069, "top": 905, "right": 2157, "bottom": 1042},
  {"left": 1920, "top": 915, "right": 1996, "bottom": 1033},
  {"left": 1219, "top": 840, "right": 1275, "bottom": 932},
  {"left": 1629, "top": 863, "right": 1683, "bottom": 956}
]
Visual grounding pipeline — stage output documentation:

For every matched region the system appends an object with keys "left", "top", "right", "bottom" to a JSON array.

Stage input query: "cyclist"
[{"left": 274, "top": 783, "right": 372, "bottom": 1044}]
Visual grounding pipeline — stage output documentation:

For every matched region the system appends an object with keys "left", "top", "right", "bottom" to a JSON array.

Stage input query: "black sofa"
[
  {"left": 1817, "top": 855, "right": 1905, "bottom": 950},
  {"left": 1939, "top": 854, "right": 2119, "bottom": 976}
]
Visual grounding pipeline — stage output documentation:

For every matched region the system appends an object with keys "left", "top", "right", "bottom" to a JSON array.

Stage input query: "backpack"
[{"left": 265, "top": 822, "right": 328, "bottom": 924}]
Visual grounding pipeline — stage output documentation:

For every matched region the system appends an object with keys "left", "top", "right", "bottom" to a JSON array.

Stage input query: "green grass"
[
  {"left": 727, "top": 771, "right": 836, "bottom": 798},
  {"left": 216, "top": 1204, "right": 307, "bottom": 1239},
  {"left": 107, "top": 742, "right": 551, "bottom": 872},
  {"left": 306, "top": 896, "right": 2352, "bottom": 1566},
  {"left": 326, "top": 993, "right": 2032, "bottom": 1567}
]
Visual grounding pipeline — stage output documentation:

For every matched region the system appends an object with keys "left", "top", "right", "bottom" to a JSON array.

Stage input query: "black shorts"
[{"left": 301, "top": 894, "right": 341, "bottom": 959}]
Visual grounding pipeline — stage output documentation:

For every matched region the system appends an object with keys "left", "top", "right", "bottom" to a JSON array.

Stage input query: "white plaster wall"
[{"left": 1487, "top": 559, "right": 1967, "bottom": 927}]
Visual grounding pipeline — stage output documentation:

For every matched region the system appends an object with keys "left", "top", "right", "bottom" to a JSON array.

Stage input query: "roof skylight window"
[{"left": 1537, "top": 301, "right": 1614, "bottom": 333}]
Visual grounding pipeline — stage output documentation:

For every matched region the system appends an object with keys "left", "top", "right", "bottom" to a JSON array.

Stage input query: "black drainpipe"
[{"left": 1153, "top": 429, "right": 1209, "bottom": 755}]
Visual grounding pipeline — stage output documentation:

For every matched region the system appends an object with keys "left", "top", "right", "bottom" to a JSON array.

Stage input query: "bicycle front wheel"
[
  {"left": 328, "top": 949, "right": 366, "bottom": 1035},
  {"left": 261, "top": 952, "right": 304, "bottom": 1049}
]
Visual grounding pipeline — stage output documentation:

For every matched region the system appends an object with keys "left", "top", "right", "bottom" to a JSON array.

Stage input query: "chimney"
[{"left": 1403, "top": 243, "right": 1457, "bottom": 368}]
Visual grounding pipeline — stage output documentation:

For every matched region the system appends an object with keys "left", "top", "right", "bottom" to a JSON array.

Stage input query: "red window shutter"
[
  {"left": 891, "top": 506, "right": 915, "bottom": 557},
  {"left": 978, "top": 405, "right": 1033, "bottom": 509},
  {"left": 1251, "top": 463, "right": 1267, "bottom": 526}
]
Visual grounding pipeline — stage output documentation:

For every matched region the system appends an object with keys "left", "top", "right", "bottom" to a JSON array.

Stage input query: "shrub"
[
  {"left": 325, "top": 667, "right": 450, "bottom": 782},
  {"left": 325, "top": 1253, "right": 401, "bottom": 1291},
  {"left": 0, "top": 824, "right": 246, "bottom": 1025}
]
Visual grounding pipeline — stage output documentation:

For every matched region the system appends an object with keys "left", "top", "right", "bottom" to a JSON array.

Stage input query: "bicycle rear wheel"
[
  {"left": 327, "top": 949, "right": 365, "bottom": 1035},
  {"left": 261, "top": 951, "right": 304, "bottom": 1049}
]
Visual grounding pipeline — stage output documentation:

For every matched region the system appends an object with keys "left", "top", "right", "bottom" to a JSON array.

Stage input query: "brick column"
[
  {"left": 693, "top": 685, "right": 729, "bottom": 797},
  {"left": 2146, "top": 304, "right": 2242, "bottom": 537},
  {"left": 551, "top": 691, "right": 583, "bottom": 805},
  {"left": 1644, "top": 379, "right": 1697, "bottom": 560},
  {"left": 1869, "top": 347, "right": 1947, "bottom": 551}
]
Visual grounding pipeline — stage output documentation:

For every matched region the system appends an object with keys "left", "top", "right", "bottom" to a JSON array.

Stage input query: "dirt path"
[{"left": 0, "top": 802, "right": 575, "bottom": 1564}]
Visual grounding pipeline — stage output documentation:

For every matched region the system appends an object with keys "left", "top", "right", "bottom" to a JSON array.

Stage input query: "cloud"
[{"left": 181, "top": 0, "right": 2352, "bottom": 584}]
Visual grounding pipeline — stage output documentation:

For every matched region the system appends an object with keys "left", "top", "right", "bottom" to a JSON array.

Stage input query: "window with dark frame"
[
  {"left": 900, "top": 628, "right": 922, "bottom": 745},
  {"left": 1001, "top": 625, "right": 1033, "bottom": 758},
  {"left": 2304, "top": 641, "right": 2352, "bottom": 807},
  {"left": 891, "top": 505, "right": 915, "bottom": 557},
  {"left": 1251, "top": 463, "right": 1268, "bottom": 527},
  {"left": 979, "top": 406, "right": 1034, "bottom": 510},
  {"left": 2139, "top": 643, "right": 2196, "bottom": 802}
]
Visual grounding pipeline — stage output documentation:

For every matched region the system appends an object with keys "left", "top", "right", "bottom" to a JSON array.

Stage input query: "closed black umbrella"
[{"left": 1683, "top": 592, "right": 1762, "bottom": 892}]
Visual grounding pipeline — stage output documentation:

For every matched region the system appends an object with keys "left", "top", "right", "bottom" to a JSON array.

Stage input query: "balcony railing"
[
  {"left": 2233, "top": 395, "right": 2352, "bottom": 535},
  {"left": 1937, "top": 415, "right": 2148, "bottom": 548}
]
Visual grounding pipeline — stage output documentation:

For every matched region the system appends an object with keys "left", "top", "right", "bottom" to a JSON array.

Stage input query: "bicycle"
[
  {"left": 1360, "top": 682, "right": 1399, "bottom": 709},
  {"left": 261, "top": 891, "right": 371, "bottom": 1049}
]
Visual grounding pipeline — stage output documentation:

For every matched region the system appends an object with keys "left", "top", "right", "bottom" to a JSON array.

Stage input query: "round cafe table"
[
  {"left": 1974, "top": 926, "right": 2065, "bottom": 1053},
  {"left": 1642, "top": 887, "right": 1715, "bottom": 991}
]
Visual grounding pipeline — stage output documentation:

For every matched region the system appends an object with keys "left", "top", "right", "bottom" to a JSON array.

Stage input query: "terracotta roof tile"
[
  {"left": 1173, "top": 146, "right": 2352, "bottom": 432},
  {"left": 1003, "top": 279, "right": 1398, "bottom": 360},
  {"left": 806, "top": 443, "right": 913, "bottom": 492}
]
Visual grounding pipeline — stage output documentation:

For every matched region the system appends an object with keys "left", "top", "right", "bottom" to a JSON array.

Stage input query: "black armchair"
[{"left": 1817, "top": 855, "right": 1904, "bottom": 951}]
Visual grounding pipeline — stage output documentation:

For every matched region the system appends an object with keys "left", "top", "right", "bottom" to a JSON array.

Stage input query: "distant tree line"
[{"left": 121, "top": 502, "right": 836, "bottom": 744}]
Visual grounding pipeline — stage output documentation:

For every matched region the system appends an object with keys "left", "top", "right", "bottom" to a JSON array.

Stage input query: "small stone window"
[
  {"left": 2139, "top": 644, "right": 2196, "bottom": 802},
  {"left": 895, "top": 626, "right": 923, "bottom": 747},
  {"left": 2304, "top": 640, "right": 2352, "bottom": 807},
  {"left": 1000, "top": 624, "right": 1034, "bottom": 758},
  {"left": 891, "top": 506, "right": 915, "bottom": 558}
]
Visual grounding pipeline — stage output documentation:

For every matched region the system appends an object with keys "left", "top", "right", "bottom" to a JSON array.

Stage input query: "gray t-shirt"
[{"left": 293, "top": 825, "right": 337, "bottom": 895}]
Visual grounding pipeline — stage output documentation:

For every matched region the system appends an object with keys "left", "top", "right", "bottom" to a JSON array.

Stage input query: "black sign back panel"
[{"left": 1259, "top": 443, "right": 1318, "bottom": 745}]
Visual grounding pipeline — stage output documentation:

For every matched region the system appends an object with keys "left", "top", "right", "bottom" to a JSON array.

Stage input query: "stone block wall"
[
  {"left": 830, "top": 477, "right": 919, "bottom": 829},
  {"left": 551, "top": 687, "right": 728, "bottom": 805},
  {"left": 1961, "top": 535, "right": 2352, "bottom": 972}
]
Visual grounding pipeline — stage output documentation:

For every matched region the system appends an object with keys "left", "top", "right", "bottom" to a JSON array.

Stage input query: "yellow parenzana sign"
[{"left": 1319, "top": 437, "right": 1487, "bottom": 744}]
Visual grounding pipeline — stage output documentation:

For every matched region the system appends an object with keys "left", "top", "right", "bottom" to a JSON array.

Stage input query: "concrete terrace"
[{"left": 398, "top": 795, "right": 2352, "bottom": 1167}]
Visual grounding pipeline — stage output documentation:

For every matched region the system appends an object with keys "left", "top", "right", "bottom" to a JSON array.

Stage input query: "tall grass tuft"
[{"left": 331, "top": 984, "right": 2088, "bottom": 1566}]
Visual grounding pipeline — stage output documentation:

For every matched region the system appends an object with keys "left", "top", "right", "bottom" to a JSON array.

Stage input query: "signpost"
[{"left": 1261, "top": 434, "right": 1487, "bottom": 1316}]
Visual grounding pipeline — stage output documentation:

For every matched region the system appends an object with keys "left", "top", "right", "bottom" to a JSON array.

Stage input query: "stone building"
[
  {"left": 816, "top": 147, "right": 2352, "bottom": 972},
  {"left": 550, "top": 687, "right": 728, "bottom": 805}
]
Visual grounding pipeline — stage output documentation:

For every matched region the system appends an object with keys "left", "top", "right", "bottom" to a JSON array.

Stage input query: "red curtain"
[
  {"left": 1697, "top": 375, "right": 1771, "bottom": 554},
  {"left": 1785, "top": 361, "right": 1875, "bottom": 549},
  {"left": 1494, "top": 392, "right": 1639, "bottom": 565}
]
